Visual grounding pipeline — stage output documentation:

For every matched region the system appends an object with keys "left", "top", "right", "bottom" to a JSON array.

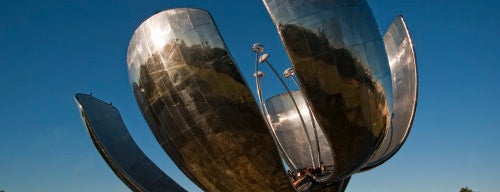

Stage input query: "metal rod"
[
  {"left": 253, "top": 51, "right": 297, "bottom": 172},
  {"left": 263, "top": 59, "right": 316, "bottom": 168},
  {"left": 290, "top": 74, "right": 323, "bottom": 168}
]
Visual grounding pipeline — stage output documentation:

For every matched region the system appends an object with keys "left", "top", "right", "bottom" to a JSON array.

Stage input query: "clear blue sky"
[{"left": 1, "top": 0, "right": 499, "bottom": 191}]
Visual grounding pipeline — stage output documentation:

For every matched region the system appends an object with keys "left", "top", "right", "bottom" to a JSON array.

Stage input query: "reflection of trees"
[
  {"left": 279, "top": 23, "right": 389, "bottom": 179},
  {"left": 460, "top": 187, "right": 474, "bottom": 192},
  {"left": 131, "top": 39, "right": 291, "bottom": 191}
]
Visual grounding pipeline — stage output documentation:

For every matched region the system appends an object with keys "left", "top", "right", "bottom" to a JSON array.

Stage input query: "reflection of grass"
[
  {"left": 136, "top": 40, "right": 292, "bottom": 191},
  {"left": 181, "top": 131, "right": 291, "bottom": 192},
  {"left": 196, "top": 66, "right": 254, "bottom": 103}
]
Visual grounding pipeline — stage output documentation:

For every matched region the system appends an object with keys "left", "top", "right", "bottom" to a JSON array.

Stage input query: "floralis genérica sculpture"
[{"left": 75, "top": 0, "right": 417, "bottom": 191}]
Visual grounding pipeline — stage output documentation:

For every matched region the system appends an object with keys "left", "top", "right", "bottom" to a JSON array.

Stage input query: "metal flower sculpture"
[{"left": 75, "top": 0, "right": 417, "bottom": 191}]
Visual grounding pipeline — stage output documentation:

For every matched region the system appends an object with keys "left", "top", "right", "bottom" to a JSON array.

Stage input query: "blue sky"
[{"left": 1, "top": 0, "right": 499, "bottom": 191}]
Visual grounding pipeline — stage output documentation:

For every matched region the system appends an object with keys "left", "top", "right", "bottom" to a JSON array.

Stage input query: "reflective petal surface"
[
  {"left": 361, "top": 16, "right": 418, "bottom": 171},
  {"left": 263, "top": 0, "right": 392, "bottom": 181},
  {"left": 265, "top": 91, "right": 335, "bottom": 173},
  {"left": 266, "top": 91, "right": 336, "bottom": 191},
  {"left": 75, "top": 93, "right": 186, "bottom": 192},
  {"left": 127, "top": 8, "right": 293, "bottom": 191}
]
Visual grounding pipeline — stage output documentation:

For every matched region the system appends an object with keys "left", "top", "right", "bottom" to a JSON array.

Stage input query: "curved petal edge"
[
  {"left": 361, "top": 15, "right": 418, "bottom": 171},
  {"left": 75, "top": 93, "right": 187, "bottom": 192}
]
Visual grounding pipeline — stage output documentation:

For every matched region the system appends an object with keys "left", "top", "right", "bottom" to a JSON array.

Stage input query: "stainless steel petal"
[
  {"left": 75, "top": 93, "right": 187, "bottom": 192},
  {"left": 263, "top": 0, "right": 392, "bottom": 181},
  {"left": 127, "top": 8, "right": 293, "bottom": 191},
  {"left": 265, "top": 91, "right": 335, "bottom": 172},
  {"left": 361, "top": 15, "right": 418, "bottom": 171}
]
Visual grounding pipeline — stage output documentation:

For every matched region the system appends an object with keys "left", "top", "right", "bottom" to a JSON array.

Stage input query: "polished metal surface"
[
  {"left": 127, "top": 8, "right": 293, "bottom": 191},
  {"left": 74, "top": 93, "right": 186, "bottom": 192},
  {"left": 254, "top": 47, "right": 338, "bottom": 191},
  {"left": 263, "top": 0, "right": 393, "bottom": 182},
  {"left": 255, "top": 50, "right": 318, "bottom": 171},
  {"left": 361, "top": 15, "right": 418, "bottom": 171},
  {"left": 265, "top": 91, "right": 335, "bottom": 176}
]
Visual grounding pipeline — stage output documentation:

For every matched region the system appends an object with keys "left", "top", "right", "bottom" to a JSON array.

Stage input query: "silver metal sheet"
[
  {"left": 127, "top": 8, "right": 293, "bottom": 191},
  {"left": 361, "top": 15, "right": 418, "bottom": 171},
  {"left": 75, "top": 93, "right": 186, "bottom": 192},
  {"left": 265, "top": 91, "right": 334, "bottom": 171},
  {"left": 263, "top": 0, "right": 392, "bottom": 181}
]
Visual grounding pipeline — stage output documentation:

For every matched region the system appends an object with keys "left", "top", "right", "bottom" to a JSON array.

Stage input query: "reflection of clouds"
[
  {"left": 147, "top": 21, "right": 171, "bottom": 50},
  {"left": 277, "top": 112, "right": 300, "bottom": 123},
  {"left": 127, "top": 9, "right": 230, "bottom": 86},
  {"left": 127, "top": 10, "right": 181, "bottom": 86}
]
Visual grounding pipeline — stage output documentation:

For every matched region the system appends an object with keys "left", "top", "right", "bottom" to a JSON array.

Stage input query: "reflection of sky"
[
  {"left": 1, "top": 1, "right": 500, "bottom": 192},
  {"left": 266, "top": 91, "right": 335, "bottom": 169},
  {"left": 127, "top": 9, "right": 228, "bottom": 86}
]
